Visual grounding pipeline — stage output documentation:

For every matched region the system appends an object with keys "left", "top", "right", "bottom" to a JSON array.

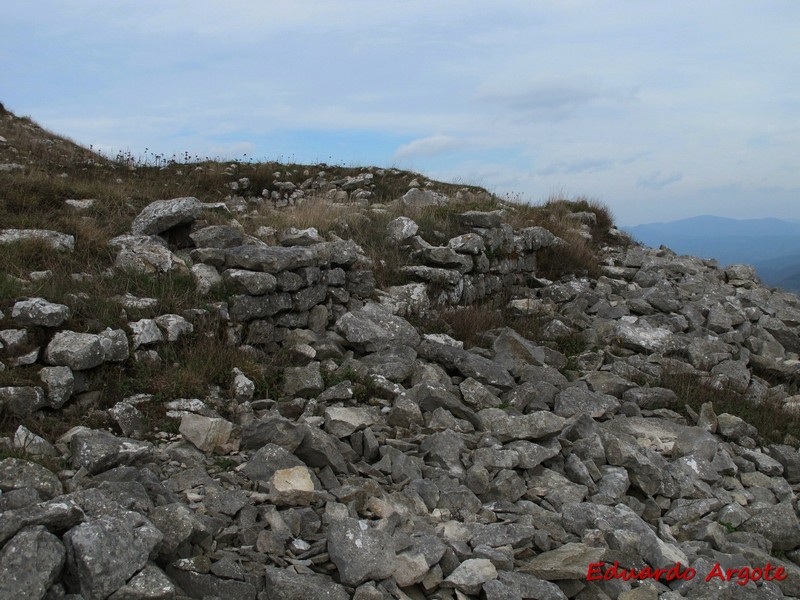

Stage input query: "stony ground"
[{"left": 2, "top": 106, "right": 800, "bottom": 600}]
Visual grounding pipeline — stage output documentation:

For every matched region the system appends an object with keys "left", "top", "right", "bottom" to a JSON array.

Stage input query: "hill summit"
[{"left": 2, "top": 106, "right": 800, "bottom": 599}]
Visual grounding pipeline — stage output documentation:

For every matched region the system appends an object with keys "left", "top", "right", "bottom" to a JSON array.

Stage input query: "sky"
[{"left": 1, "top": 1, "right": 799, "bottom": 225}]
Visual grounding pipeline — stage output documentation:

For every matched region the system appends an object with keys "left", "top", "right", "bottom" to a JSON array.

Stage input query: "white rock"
[
  {"left": 129, "top": 319, "right": 163, "bottom": 349},
  {"left": 179, "top": 414, "right": 233, "bottom": 452},
  {"left": 232, "top": 367, "right": 255, "bottom": 403},
  {"left": 155, "top": 314, "right": 193, "bottom": 342},
  {"left": 12, "top": 297, "right": 70, "bottom": 327},
  {"left": 270, "top": 466, "right": 315, "bottom": 506},
  {"left": 0, "top": 229, "right": 74, "bottom": 252},
  {"left": 13, "top": 425, "right": 58, "bottom": 456},
  {"left": 191, "top": 263, "right": 222, "bottom": 295},
  {"left": 45, "top": 332, "right": 104, "bottom": 370},
  {"left": 131, "top": 197, "right": 202, "bottom": 236},
  {"left": 39, "top": 366, "right": 74, "bottom": 408}
]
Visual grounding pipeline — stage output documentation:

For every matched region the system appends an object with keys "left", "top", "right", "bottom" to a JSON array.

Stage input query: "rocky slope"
[{"left": 2, "top": 107, "right": 800, "bottom": 600}]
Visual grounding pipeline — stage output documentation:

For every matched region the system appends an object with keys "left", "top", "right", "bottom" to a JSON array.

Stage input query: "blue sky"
[{"left": 2, "top": 1, "right": 799, "bottom": 225}]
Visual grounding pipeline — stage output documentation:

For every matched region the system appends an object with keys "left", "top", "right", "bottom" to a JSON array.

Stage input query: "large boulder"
[
  {"left": 336, "top": 303, "right": 421, "bottom": 352},
  {"left": 0, "top": 526, "right": 65, "bottom": 598},
  {"left": 131, "top": 197, "right": 203, "bottom": 236},
  {"left": 45, "top": 332, "right": 104, "bottom": 370},
  {"left": 63, "top": 510, "right": 163, "bottom": 600}
]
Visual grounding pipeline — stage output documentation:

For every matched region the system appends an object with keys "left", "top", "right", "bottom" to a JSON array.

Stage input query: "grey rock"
[
  {"left": 327, "top": 517, "right": 396, "bottom": 586},
  {"left": 739, "top": 501, "right": 800, "bottom": 551},
  {"left": 111, "top": 234, "right": 188, "bottom": 273},
  {"left": 131, "top": 196, "right": 202, "bottom": 235},
  {"left": 283, "top": 361, "right": 324, "bottom": 398},
  {"left": 496, "top": 572, "right": 568, "bottom": 600},
  {"left": 281, "top": 226, "right": 324, "bottom": 246},
  {"left": 98, "top": 328, "right": 130, "bottom": 362},
  {"left": 13, "top": 425, "right": 57, "bottom": 456},
  {"left": 0, "top": 457, "right": 63, "bottom": 499},
  {"left": 410, "top": 383, "right": 480, "bottom": 429},
  {"left": 223, "top": 268, "right": 277, "bottom": 295},
  {"left": 0, "top": 526, "right": 65, "bottom": 599},
  {"left": 520, "top": 542, "right": 605, "bottom": 580},
  {"left": 622, "top": 386, "right": 677, "bottom": 409},
  {"left": 191, "top": 263, "right": 222, "bottom": 294},
  {"left": 554, "top": 387, "right": 619, "bottom": 419},
  {"left": 360, "top": 344, "right": 417, "bottom": 381},
  {"left": 129, "top": 319, "right": 163, "bottom": 349},
  {"left": 224, "top": 245, "right": 315, "bottom": 273},
  {"left": 479, "top": 409, "right": 565, "bottom": 442},
  {"left": 242, "top": 444, "right": 305, "bottom": 483},
  {"left": 444, "top": 558, "right": 498, "bottom": 595},
  {"left": 0, "top": 228, "right": 75, "bottom": 252},
  {"left": 386, "top": 216, "right": 419, "bottom": 242},
  {"left": 263, "top": 565, "right": 349, "bottom": 600},
  {"left": 402, "top": 187, "right": 448, "bottom": 208},
  {"left": 107, "top": 564, "right": 176, "bottom": 600},
  {"left": 241, "top": 417, "right": 304, "bottom": 452},
  {"left": 230, "top": 292, "right": 292, "bottom": 321},
  {"left": 148, "top": 503, "right": 210, "bottom": 561},
  {"left": 336, "top": 303, "right": 420, "bottom": 352},
  {"left": 0, "top": 385, "right": 46, "bottom": 415},
  {"left": 295, "top": 424, "right": 350, "bottom": 474},
  {"left": 459, "top": 210, "right": 504, "bottom": 228},
  {"left": 324, "top": 406, "right": 378, "bottom": 438},
  {"left": 71, "top": 430, "right": 154, "bottom": 474},
  {"left": 204, "top": 486, "right": 248, "bottom": 516},
  {"left": 418, "top": 339, "right": 515, "bottom": 389},
  {"left": 190, "top": 224, "right": 243, "bottom": 248},
  {"left": 165, "top": 568, "right": 256, "bottom": 600},
  {"left": 45, "top": 331, "right": 104, "bottom": 370},
  {"left": 154, "top": 313, "right": 193, "bottom": 342},
  {"left": 768, "top": 444, "right": 800, "bottom": 483},
  {"left": 39, "top": 365, "right": 75, "bottom": 408},
  {"left": 614, "top": 321, "right": 672, "bottom": 353},
  {"left": 12, "top": 297, "right": 70, "bottom": 327},
  {"left": 64, "top": 510, "right": 163, "bottom": 600}
]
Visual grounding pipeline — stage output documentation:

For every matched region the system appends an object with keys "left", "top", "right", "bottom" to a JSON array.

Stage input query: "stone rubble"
[{"left": 2, "top": 193, "right": 800, "bottom": 599}]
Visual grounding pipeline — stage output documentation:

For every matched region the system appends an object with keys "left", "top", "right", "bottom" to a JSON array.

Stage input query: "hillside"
[{"left": 2, "top": 106, "right": 800, "bottom": 599}]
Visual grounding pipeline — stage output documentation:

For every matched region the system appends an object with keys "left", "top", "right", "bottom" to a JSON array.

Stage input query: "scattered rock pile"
[{"left": 2, "top": 187, "right": 800, "bottom": 599}]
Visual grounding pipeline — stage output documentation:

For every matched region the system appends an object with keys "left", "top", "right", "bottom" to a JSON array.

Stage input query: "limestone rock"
[
  {"left": 39, "top": 365, "right": 74, "bottom": 408},
  {"left": 12, "top": 297, "right": 70, "bottom": 327},
  {"left": 444, "top": 558, "right": 498, "bottom": 595},
  {"left": 0, "top": 228, "right": 75, "bottom": 252},
  {"left": 520, "top": 543, "right": 605, "bottom": 580},
  {"left": 0, "top": 457, "right": 63, "bottom": 499},
  {"left": 179, "top": 414, "right": 233, "bottom": 452},
  {"left": 270, "top": 466, "right": 315, "bottom": 506},
  {"left": 45, "top": 331, "right": 104, "bottom": 370},
  {"left": 336, "top": 303, "right": 421, "bottom": 352},
  {"left": 0, "top": 526, "right": 65, "bottom": 599},
  {"left": 64, "top": 510, "right": 163, "bottom": 600},
  {"left": 131, "top": 197, "right": 202, "bottom": 236},
  {"left": 326, "top": 517, "right": 396, "bottom": 586},
  {"left": 71, "top": 429, "right": 153, "bottom": 474}
]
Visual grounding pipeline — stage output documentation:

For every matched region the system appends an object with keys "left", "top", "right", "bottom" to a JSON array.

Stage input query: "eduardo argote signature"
[{"left": 587, "top": 561, "right": 788, "bottom": 586}]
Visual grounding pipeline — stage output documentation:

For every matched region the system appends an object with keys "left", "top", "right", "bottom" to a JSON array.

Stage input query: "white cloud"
[{"left": 392, "top": 135, "right": 462, "bottom": 161}]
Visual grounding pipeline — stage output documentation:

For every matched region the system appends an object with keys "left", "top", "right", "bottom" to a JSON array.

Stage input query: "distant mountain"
[{"left": 624, "top": 215, "right": 800, "bottom": 291}]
